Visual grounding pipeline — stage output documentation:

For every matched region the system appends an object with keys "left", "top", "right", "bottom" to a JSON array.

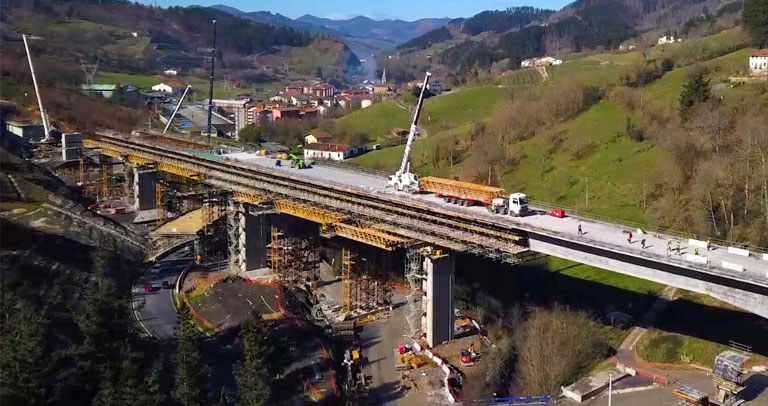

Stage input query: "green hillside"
[
  {"left": 336, "top": 86, "right": 509, "bottom": 141},
  {"left": 503, "top": 100, "right": 660, "bottom": 224}
]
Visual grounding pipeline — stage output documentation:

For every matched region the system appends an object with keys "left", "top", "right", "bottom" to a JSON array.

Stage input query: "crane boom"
[
  {"left": 23, "top": 34, "right": 51, "bottom": 140},
  {"left": 398, "top": 71, "right": 431, "bottom": 174},
  {"left": 163, "top": 85, "right": 192, "bottom": 135},
  {"left": 388, "top": 71, "right": 431, "bottom": 193}
]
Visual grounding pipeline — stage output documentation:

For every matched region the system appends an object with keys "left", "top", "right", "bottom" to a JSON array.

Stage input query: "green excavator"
[{"left": 289, "top": 153, "right": 310, "bottom": 169}]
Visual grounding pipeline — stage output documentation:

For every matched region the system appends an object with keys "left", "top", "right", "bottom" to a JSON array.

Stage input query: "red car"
[{"left": 549, "top": 208, "right": 566, "bottom": 218}]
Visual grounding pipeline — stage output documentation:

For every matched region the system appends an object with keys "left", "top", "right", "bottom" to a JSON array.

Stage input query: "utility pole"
[
  {"left": 585, "top": 177, "right": 590, "bottom": 209},
  {"left": 608, "top": 374, "right": 612, "bottom": 406},
  {"left": 206, "top": 19, "right": 217, "bottom": 143}
]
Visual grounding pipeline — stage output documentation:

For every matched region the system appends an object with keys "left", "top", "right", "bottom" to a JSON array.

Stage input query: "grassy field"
[
  {"left": 637, "top": 329, "right": 730, "bottom": 366},
  {"left": 503, "top": 100, "right": 660, "bottom": 223},
  {"left": 95, "top": 71, "right": 278, "bottom": 99},
  {"left": 336, "top": 86, "right": 509, "bottom": 142},
  {"left": 494, "top": 69, "right": 541, "bottom": 87},
  {"left": 640, "top": 47, "right": 753, "bottom": 113},
  {"left": 584, "top": 28, "right": 745, "bottom": 67}
]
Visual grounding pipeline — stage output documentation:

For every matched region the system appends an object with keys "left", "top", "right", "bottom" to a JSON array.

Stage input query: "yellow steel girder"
[
  {"left": 83, "top": 138, "right": 200, "bottom": 178},
  {"left": 232, "top": 190, "right": 270, "bottom": 206},
  {"left": 333, "top": 222, "right": 405, "bottom": 251},
  {"left": 273, "top": 200, "right": 344, "bottom": 225},
  {"left": 157, "top": 161, "right": 199, "bottom": 178}
]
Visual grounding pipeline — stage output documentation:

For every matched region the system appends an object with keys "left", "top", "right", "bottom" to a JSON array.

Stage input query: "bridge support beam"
[
  {"left": 528, "top": 235, "right": 768, "bottom": 319},
  {"left": 227, "top": 200, "right": 270, "bottom": 274},
  {"left": 133, "top": 166, "right": 157, "bottom": 211},
  {"left": 422, "top": 250, "right": 455, "bottom": 347}
]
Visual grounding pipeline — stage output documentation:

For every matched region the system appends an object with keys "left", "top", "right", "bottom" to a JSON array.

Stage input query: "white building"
[
  {"left": 521, "top": 57, "right": 563, "bottom": 68},
  {"left": 151, "top": 81, "right": 187, "bottom": 95},
  {"left": 749, "top": 50, "right": 768, "bottom": 76},
  {"left": 304, "top": 143, "right": 354, "bottom": 161},
  {"left": 657, "top": 35, "right": 682, "bottom": 45},
  {"left": 361, "top": 99, "right": 373, "bottom": 109},
  {"left": 164, "top": 69, "right": 178, "bottom": 76}
]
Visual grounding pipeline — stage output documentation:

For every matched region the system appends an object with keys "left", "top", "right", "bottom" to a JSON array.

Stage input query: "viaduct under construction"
[{"left": 83, "top": 131, "right": 768, "bottom": 347}]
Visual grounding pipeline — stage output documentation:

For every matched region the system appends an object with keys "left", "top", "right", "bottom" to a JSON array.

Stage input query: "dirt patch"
[{"left": 189, "top": 277, "right": 283, "bottom": 330}]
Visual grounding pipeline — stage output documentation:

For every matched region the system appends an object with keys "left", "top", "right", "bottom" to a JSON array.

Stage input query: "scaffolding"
[
  {"left": 270, "top": 226, "right": 281, "bottom": 281},
  {"left": 269, "top": 231, "right": 320, "bottom": 284},
  {"left": 342, "top": 248, "right": 353, "bottom": 315},
  {"left": 155, "top": 185, "right": 164, "bottom": 228},
  {"left": 100, "top": 156, "right": 113, "bottom": 200},
  {"left": 404, "top": 247, "right": 425, "bottom": 340},
  {"left": 227, "top": 200, "right": 245, "bottom": 273}
]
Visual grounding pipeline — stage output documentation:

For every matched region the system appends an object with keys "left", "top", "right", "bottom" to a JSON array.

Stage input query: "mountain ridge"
[{"left": 209, "top": 5, "right": 451, "bottom": 48}]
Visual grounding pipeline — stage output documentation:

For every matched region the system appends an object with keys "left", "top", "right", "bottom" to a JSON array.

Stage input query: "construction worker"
[
  {"left": 627, "top": 231, "right": 633, "bottom": 243},
  {"left": 641, "top": 238, "right": 646, "bottom": 249},
  {"left": 667, "top": 240, "right": 672, "bottom": 255},
  {"left": 676, "top": 239, "right": 682, "bottom": 255},
  {"left": 578, "top": 224, "right": 583, "bottom": 236},
  {"left": 695, "top": 247, "right": 700, "bottom": 256},
  {"left": 706, "top": 239, "right": 711, "bottom": 251}
]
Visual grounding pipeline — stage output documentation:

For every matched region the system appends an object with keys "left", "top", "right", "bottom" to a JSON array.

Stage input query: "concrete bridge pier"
[
  {"left": 133, "top": 166, "right": 158, "bottom": 211},
  {"left": 227, "top": 200, "right": 270, "bottom": 274},
  {"left": 422, "top": 249, "right": 455, "bottom": 347}
]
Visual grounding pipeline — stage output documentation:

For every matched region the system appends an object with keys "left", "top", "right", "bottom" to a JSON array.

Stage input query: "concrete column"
[
  {"left": 227, "top": 201, "right": 270, "bottom": 274},
  {"left": 422, "top": 251, "right": 455, "bottom": 347},
  {"left": 244, "top": 205, "right": 268, "bottom": 271},
  {"left": 133, "top": 166, "right": 157, "bottom": 211}
]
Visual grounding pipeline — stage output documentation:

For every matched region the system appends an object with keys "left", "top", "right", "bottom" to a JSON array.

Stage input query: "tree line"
[
  {"left": 164, "top": 6, "right": 313, "bottom": 55},
  {"left": 460, "top": 7, "right": 554, "bottom": 36}
]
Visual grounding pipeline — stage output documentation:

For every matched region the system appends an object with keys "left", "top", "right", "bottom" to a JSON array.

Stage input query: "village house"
[
  {"left": 272, "top": 107, "right": 300, "bottom": 121},
  {"left": 749, "top": 49, "right": 768, "bottom": 76},
  {"left": 163, "top": 69, "right": 178, "bottom": 76},
  {"left": 300, "top": 107, "right": 318, "bottom": 119},
  {"left": 657, "top": 35, "right": 682, "bottom": 45},
  {"left": 304, "top": 131, "right": 333, "bottom": 145},
  {"left": 521, "top": 56, "right": 563, "bottom": 68},
  {"left": 372, "top": 84, "right": 391, "bottom": 94},
  {"left": 309, "top": 83, "right": 335, "bottom": 98},
  {"left": 151, "top": 80, "right": 187, "bottom": 95},
  {"left": 303, "top": 143, "right": 360, "bottom": 161},
  {"left": 340, "top": 88, "right": 370, "bottom": 97}
]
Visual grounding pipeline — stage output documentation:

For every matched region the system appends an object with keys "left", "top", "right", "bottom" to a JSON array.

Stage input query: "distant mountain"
[
  {"left": 295, "top": 14, "right": 452, "bottom": 45},
  {"left": 209, "top": 5, "right": 451, "bottom": 49},
  {"left": 388, "top": 0, "right": 740, "bottom": 76}
]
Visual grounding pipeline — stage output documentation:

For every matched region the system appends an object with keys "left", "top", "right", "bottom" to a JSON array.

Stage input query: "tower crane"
[{"left": 387, "top": 71, "right": 431, "bottom": 193}]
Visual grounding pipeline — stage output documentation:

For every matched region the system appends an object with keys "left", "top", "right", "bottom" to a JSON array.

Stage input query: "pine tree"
[
  {"left": 679, "top": 74, "right": 711, "bottom": 120},
  {"left": 174, "top": 303, "right": 207, "bottom": 406},
  {"left": 235, "top": 315, "right": 271, "bottom": 406},
  {"left": 0, "top": 303, "right": 43, "bottom": 405},
  {"left": 743, "top": 0, "right": 768, "bottom": 47}
]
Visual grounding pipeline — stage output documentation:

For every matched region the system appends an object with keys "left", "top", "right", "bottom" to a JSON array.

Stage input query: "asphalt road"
[
  {"left": 359, "top": 293, "right": 407, "bottom": 406},
  {"left": 133, "top": 246, "right": 194, "bottom": 339}
]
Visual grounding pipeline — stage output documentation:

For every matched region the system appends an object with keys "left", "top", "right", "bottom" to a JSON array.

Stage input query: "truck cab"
[
  {"left": 509, "top": 193, "right": 529, "bottom": 216},
  {"left": 488, "top": 193, "right": 529, "bottom": 216}
]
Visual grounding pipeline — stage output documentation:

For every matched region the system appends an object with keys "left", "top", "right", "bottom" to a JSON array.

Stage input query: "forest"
[
  {"left": 460, "top": 7, "right": 554, "bottom": 36},
  {"left": 395, "top": 27, "right": 453, "bottom": 51}
]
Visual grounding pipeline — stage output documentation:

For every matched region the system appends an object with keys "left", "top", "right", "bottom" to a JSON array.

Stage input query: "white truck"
[{"left": 488, "top": 192, "right": 530, "bottom": 217}]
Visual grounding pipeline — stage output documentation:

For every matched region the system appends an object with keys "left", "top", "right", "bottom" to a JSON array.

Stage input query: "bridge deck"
[{"left": 221, "top": 151, "right": 768, "bottom": 284}]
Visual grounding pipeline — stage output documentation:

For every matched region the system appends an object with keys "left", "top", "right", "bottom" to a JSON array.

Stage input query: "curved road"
[{"left": 132, "top": 246, "right": 194, "bottom": 339}]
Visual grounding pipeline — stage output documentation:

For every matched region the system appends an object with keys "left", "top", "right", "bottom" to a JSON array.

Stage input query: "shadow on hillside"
[{"left": 455, "top": 254, "right": 768, "bottom": 357}]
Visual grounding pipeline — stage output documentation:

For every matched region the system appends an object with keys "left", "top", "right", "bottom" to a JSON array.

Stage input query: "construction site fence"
[{"left": 529, "top": 200, "right": 768, "bottom": 257}]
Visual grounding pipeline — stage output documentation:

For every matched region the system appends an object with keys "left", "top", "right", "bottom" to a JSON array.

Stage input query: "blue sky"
[{"left": 141, "top": 0, "right": 571, "bottom": 20}]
